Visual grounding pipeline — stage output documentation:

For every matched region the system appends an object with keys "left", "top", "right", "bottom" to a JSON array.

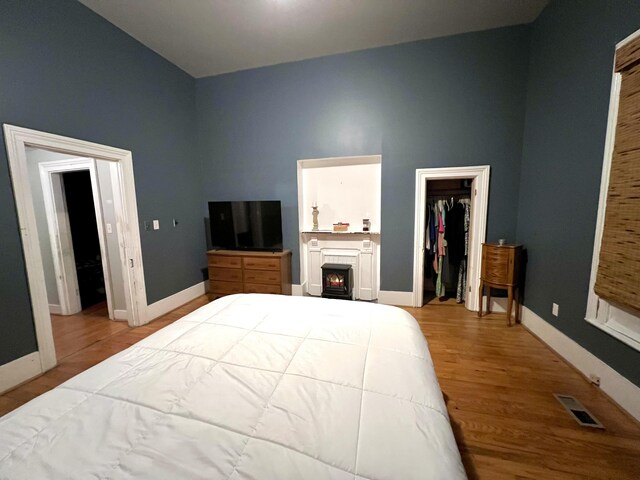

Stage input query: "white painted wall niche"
[
  {"left": 297, "top": 155, "right": 381, "bottom": 300},
  {"left": 298, "top": 155, "right": 381, "bottom": 232}
]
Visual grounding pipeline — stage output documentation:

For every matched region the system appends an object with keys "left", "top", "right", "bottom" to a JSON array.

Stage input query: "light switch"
[
  {"left": 106, "top": 223, "right": 113, "bottom": 234},
  {"left": 153, "top": 220, "right": 160, "bottom": 230}
]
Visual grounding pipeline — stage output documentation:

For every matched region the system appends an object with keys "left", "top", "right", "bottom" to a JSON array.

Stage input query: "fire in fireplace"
[{"left": 321, "top": 263, "right": 353, "bottom": 300}]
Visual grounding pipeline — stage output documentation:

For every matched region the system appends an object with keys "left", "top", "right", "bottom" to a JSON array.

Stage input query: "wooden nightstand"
[{"left": 478, "top": 243, "right": 522, "bottom": 325}]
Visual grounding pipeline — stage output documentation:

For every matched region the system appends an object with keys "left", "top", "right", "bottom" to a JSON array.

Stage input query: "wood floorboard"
[
  {"left": 51, "top": 301, "right": 129, "bottom": 361},
  {"left": 0, "top": 296, "right": 638, "bottom": 479},
  {"left": 403, "top": 304, "right": 640, "bottom": 479}
]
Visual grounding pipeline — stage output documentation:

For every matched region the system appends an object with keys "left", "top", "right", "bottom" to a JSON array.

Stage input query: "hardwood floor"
[
  {"left": 404, "top": 302, "right": 640, "bottom": 480},
  {"left": 1, "top": 296, "right": 638, "bottom": 478},
  {"left": 51, "top": 302, "right": 128, "bottom": 361}
]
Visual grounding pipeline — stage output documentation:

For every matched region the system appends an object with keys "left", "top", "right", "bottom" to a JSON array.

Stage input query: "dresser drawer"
[
  {"left": 208, "top": 255, "right": 242, "bottom": 269},
  {"left": 209, "top": 280, "right": 243, "bottom": 294},
  {"left": 209, "top": 267, "right": 243, "bottom": 283},
  {"left": 244, "top": 283, "right": 282, "bottom": 294},
  {"left": 243, "top": 269, "right": 281, "bottom": 284},
  {"left": 242, "top": 257, "right": 280, "bottom": 271}
]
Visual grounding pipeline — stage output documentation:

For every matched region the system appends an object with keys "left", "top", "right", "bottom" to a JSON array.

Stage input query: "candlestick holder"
[{"left": 312, "top": 206, "right": 319, "bottom": 231}]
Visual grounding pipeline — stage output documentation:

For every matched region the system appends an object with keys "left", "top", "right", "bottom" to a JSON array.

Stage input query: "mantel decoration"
[
  {"left": 312, "top": 205, "right": 319, "bottom": 231},
  {"left": 333, "top": 222, "right": 349, "bottom": 232}
]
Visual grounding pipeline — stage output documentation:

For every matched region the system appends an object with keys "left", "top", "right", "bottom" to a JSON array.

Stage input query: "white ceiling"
[{"left": 78, "top": 0, "right": 548, "bottom": 78}]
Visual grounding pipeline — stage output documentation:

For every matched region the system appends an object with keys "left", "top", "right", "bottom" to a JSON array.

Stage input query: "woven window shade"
[{"left": 594, "top": 36, "right": 640, "bottom": 313}]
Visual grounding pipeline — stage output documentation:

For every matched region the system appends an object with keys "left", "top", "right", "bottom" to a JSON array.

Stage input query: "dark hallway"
[{"left": 62, "top": 171, "right": 106, "bottom": 309}]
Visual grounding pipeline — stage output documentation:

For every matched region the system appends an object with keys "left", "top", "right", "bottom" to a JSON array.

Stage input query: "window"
[{"left": 586, "top": 28, "right": 640, "bottom": 351}]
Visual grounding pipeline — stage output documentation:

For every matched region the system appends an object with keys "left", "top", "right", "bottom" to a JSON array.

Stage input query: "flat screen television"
[{"left": 208, "top": 200, "right": 283, "bottom": 252}]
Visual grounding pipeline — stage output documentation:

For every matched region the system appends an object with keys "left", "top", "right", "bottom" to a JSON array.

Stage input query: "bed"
[{"left": 0, "top": 294, "right": 466, "bottom": 479}]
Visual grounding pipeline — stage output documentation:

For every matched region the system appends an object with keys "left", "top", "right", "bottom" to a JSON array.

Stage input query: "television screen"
[{"left": 208, "top": 201, "right": 283, "bottom": 252}]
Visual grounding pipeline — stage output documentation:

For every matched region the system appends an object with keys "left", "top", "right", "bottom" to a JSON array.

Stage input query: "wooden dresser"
[
  {"left": 207, "top": 250, "right": 292, "bottom": 300},
  {"left": 478, "top": 243, "right": 522, "bottom": 325}
]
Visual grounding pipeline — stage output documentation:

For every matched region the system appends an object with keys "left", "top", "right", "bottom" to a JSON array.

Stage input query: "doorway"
[
  {"left": 422, "top": 178, "right": 472, "bottom": 306},
  {"left": 3, "top": 124, "right": 147, "bottom": 374},
  {"left": 412, "top": 166, "right": 490, "bottom": 310},
  {"left": 36, "top": 154, "right": 128, "bottom": 321}
]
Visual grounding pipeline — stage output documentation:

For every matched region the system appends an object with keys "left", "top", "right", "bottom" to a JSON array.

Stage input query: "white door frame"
[
  {"left": 412, "top": 165, "right": 490, "bottom": 309},
  {"left": 3, "top": 124, "right": 147, "bottom": 372},
  {"left": 39, "top": 158, "right": 117, "bottom": 319}
]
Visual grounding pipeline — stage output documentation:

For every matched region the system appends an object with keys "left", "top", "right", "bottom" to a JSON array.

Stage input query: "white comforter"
[{"left": 0, "top": 294, "right": 465, "bottom": 479}]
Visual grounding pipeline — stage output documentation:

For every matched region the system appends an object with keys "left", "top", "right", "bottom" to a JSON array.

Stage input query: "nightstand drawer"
[
  {"left": 242, "top": 257, "right": 280, "bottom": 270},
  {"left": 483, "top": 265, "right": 510, "bottom": 284},
  {"left": 209, "top": 280, "right": 243, "bottom": 294},
  {"left": 209, "top": 267, "right": 243, "bottom": 283},
  {"left": 481, "top": 244, "right": 521, "bottom": 286},
  {"left": 244, "top": 283, "right": 282, "bottom": 294},
  {"left": 208, "top": 255, "right": 242, "bottom": 269},
  {"left": 243, "top": 269, "right": 281, "bottom": 284}
]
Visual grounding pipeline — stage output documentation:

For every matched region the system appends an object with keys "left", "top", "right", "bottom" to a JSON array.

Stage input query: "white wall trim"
[
  {"left": 113, "top": 309, "right": 128, "bottom": 321},
  {"left": 3, "top": 124, "right": 148, "bottom": 377},
  {"left": 146, "top": 281, "right": 206, "bottom": 322},
  {"left": 0, "top": 352, "right": 42, "bottom": 395},
  {"left": 378, "top": 290, "right": 413, "bottom": 306},
  {"left": 521, "top": 305, "right": 640, "bottom": 422},
  {"left": 48, "top": 304, "right": 62, "bottom": 315},
  {"left": 412, "top": 165, "right": 490, "bottom": 310},
  {"left": 292, "top": 283, "right": 305, "bottom": 296}
]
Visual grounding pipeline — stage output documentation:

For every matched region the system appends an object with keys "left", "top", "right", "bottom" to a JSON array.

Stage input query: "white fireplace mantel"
[
  {"left": 301, "top": 232, "right": 380, "bottom": 301},
  {"left": 296, "top": 155, "right": 382, "bottom": 301}
]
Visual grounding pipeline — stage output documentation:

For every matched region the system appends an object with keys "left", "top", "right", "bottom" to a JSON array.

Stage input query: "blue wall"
[
  {"left": 6, "top": 0, "right": 636, "bottom": 390},
  {"left": 517, "top": 0, "right": 640, "bottom": 387},
  {"left": 0, "top": 0, "right": 203, "bottom": 365},
  {"left": 197, "top": 26, "right": 531, "bottom": 288}
]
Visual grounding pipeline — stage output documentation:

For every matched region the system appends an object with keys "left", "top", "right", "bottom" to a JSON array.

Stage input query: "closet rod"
[{"left": 427, "top": 189, "right": 471, "bottom": 196}]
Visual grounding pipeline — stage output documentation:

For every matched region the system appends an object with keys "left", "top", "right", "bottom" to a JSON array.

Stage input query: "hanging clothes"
[
  {"left": 456, "top": 199, "right": 471, "bottom": 303},
  {"left": 463, "top": 200, "right": 470, "bottom": 256},
  {"left": 425, "top": 192, "right": 471, "bottom": 301},
  {"left": 445, "top": 202, "right": 465, "bottom": 275},
  {"left": 456, "top": 258, "right": 467, "bottom": 303},
  {"left": 435, "top": 256, "right": 445, "bottom": 298}
]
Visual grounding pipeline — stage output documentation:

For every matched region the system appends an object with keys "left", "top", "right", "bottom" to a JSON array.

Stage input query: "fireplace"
[{"left": 321, "top": 263, "right": 353, "bottom": 300}]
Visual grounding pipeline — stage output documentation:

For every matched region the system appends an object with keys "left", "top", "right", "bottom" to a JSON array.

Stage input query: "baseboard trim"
[
  {"left": 378, "top": 290, "right": 413, "bottom": 306},
  {"left": 292, "top": 283, "right": 304, "bottom": 296},
  {"left": 0, "top": 351, "right": 43, "bottom": 395},
  {"left": 146, "top": 281, "right": 207, "bottom": 323},
  {"left": 113, "top": 309, "right": 128, "bottom": 321},
  {"left": 48, "top": 304, "right": 62, "bottom": 315},
  {"left": 487, "top": 297, "right": 509, "bottom": 314},
  {"left": 520, "top": 305, "right": 640, "bottom": 422}
]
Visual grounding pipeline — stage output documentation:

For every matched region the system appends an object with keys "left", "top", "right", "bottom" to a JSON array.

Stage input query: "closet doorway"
[
  {"left": 412, "top": 166, "right": 490, "bottom": 310},
  {"left": 423, "top": 179, "right": 472, "bottom": 305}
]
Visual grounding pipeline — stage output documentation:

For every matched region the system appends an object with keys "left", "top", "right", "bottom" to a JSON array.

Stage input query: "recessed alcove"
[{"left": 297, "top": 155, "right": 381, "bottom": 300}]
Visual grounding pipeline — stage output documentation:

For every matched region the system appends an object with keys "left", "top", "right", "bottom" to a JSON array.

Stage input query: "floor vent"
[{"left": 554, "top": 394, "right": 604, "bottom": 429}]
